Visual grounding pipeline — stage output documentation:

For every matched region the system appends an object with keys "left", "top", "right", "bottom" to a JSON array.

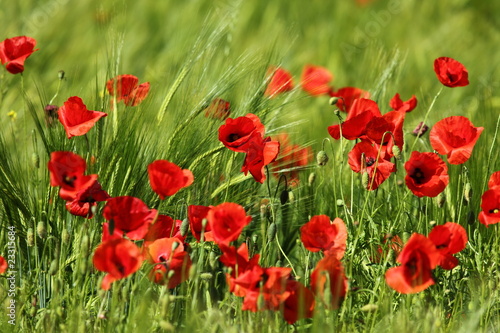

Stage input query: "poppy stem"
[{"left": 410, "top": 87, "right": 443, "bottom": 152}]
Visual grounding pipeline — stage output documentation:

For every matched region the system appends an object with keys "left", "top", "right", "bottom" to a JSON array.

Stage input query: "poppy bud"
[
  {"left": 360, "top": 304, "right": 378, "bottom": 312},
  {"left": 436, "top": 192, "right": 446, "bottom": 208},
  {"left": 463, "top": 183, "right": 472, "bottom": 204},
  {"left": 288, "top": 190, "right": 295, "bottom": 203},
  {"left": 27, "top": 228, "right": 35, "bottom": 246},
  {"left": 209, "top": 251, "right": 218, "bottom": 270},
  {"left": 280, "top": 190, "right": 289, "bottom": 205},
  {"left": 391, "top": 146, "right": 401, "bottom": 160},
  {"left": 252, "top": 233, "right": 259, "bottom": 245},
  {"left": 58, "top": 70, "right": 65, "bottom": 80},
  {"left": 81, "top": 235, "right": 89, "bottom": 257},
  {"left": 180, "top": 218, "right": 189, "bottom": 237},
  {"left": 62, "top": 228, "right": 70, "bottom": 245},
  {"left": 329, "top": 97, "right": 339, "bottom": 106},
  {"left": 308, "top": 173, "right": 316, "bottom": 186},
  {"left": 200, "top": 272, "right": 213, "bottom": 281},
  {"left": 49, "top": 259, "right": 59, "bottom": 275},
  {"left": 412, "top": 122, "right": 429, "bottom": 137},
  {"left": 32, "top": 152, "right": 40, "bottom": 169},
  {"left": 267, "top": 222, "right": 277, "bottom": 241},
  {"left": 37, "top": 221, "right": 47, "bottom": 239},
  {"left": 362, "top": 172, "right": 370, "bottom": 189},
  {"left": 429, "top": 220, "right": 436, "bottom": 226},
  {"left": 336, "top": 199, "right": 344, "bottom": 207},
  {"left": 316, "top": 151, "right": 329, "bottom": 166}
]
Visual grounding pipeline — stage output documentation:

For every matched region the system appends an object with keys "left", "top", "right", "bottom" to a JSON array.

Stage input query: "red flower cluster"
[
  {"left": 48, "top": 151, "right": 109, "bottom": 218},
  {"left": 106, "top": 74, "right": 150, "bottom": 106},
  {"left": 0, "top": 36, "right": 38, "bottom": 74},
  {"left": 478, "top": 171, "right": 500, "bottom": 226},
  {"left": 148, "top": 160, "right": 194, "bottom": 199},
  {"left": 58, "top": 96, "right": 107, "bottom": 139}
]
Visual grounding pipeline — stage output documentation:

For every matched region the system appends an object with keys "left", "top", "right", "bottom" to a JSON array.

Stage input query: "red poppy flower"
[
  {"left": 58, "top": 96, "right": 107, "bottom": 138},
  {"left": 310, "top": 253, "right": 348, "bottom": 309},
  {"left": 241, "top": 134, "right": 280, "bottom": 183},
  {"left": 430, "top": 116, "right": 483, "bottom": 165},
  {"left": 282, "top": 280, "right": 315, "bottom": 324},
  {"left": 488, "top": 171, "right": 500, "bottom": 189},
  {"left": 101, "top": 222, "right": 123, "bottom": 242},
  {"left": 389, "top": 93, "right": 417, "bottom": 113},
  {"left": 187, "top": 205, "right": 213, "bottom": 242},
  {"left": 148, "top": 160, "right": 194, "bottom": 199},
  {"left": 0, "top": 256, "right": 7, "bottom": 274},
  {"left": 371, "top": 234, "right": 403, "bottom": 263},
  {"left": 428, "top": 222, "right": 467, "bottom": 270},
  {"left": 433, "top": 57, "right": 469, "bottom": 88},
  {"left": 48, "top": 151, "right": 87, "bottom": 190},
  {"left": 329, "top": 86, "right": 370, "bottom": 112},
  {"left": 93, "top": 238, "right": 143, "bottom": 290},
  {"left": 218, "top": 113, "right": 265, "bottom": 152},
  {"left": 102, "top": 196, "right": 157, "bottom": 240},
  {"left": 241, "top": 267, "right": 292, "bottom": 312},
  {"left": 65, "top": 178, "right": 110, "bottom": 218},
  {"left": 301, "top": 64, "right": 333, "bottom": 96},
  {"left": 348, "top": 141, "right": 396, "bottom": 191},
  {"left": 365, "top": 110, "right": 405, "bottom": 157},
  {"left": 106, "top": 74, "right": 150, "bottom": 106},
  {"left": 0, "top": 36, "right": 38, "bottom": 74},
  {"left": 145, "top": 237, "right": 192, "bottom": 289},
  {"left": 405, "top": 151, "right": 449, "bottom": 197},
  {"left": 207, "top": 202, "right": 252, "bottom": 246},
  {"left": 271, "top": 133, "right": 312, "bottom": 185},
  {"left": 204, "top": 98, "right": 231, "bottom": 120},
  {"left": 478, "top": 188, "right": 500, "bottom": 227},
  {"left": 385, "top": 233, "right": 440, "bottom": 294},
  {"left": 264, "top": 67, "right": 294, "bottom": 98},
  {"left": 144, "top": 215, "right": 185, "bottom": 244},
  {"left": 300, "top": 215, "right": 347, "bottom": 259}
]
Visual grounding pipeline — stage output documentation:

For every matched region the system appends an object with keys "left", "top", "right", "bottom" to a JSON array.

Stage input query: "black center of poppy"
[
  {"left": 489, "top": 208, "right": 500, "bottom": 214},
  {"left": 63, "top": 175, "right": 77, "bottom": 187},
  {"left": 410, "top": 168, "right": 426, "bottom": 184},
  {"left": 228, "top": 133, "right": 241, "bottom": 142},
  {"left": 366, "top": 157, "right": 376, "bottom": 167}
]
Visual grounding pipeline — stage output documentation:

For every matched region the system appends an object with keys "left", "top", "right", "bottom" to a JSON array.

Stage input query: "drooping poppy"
[
  {"left": 478, "top": 188, "right": 500, "bottom": 227},
  {"left": 204, "top": 98, "right": 231, "bottom": 120},
  {"left": 241, "top": 133, "right": 280, "bottom": 183},
  {"left": 430, "top": 116, "right": 483, "bottom": 165},
  {"left": 48, "top": 151, "right": 87, "bottom": 190},
  {"left": 144, "top": 237, "right": 192, "bottom": 289},
  {"left": 428, "top": 222, "right": 468, "bottom": 270},
  {"left": 58, "top": 96, "right": 107, "bottom": 138},
  {"left": 64, "top": 178, "right": 110, "bottom": 218},
  {"left": 404, "top": 151, "right": 449, "bottom": 197},
  {"left": 301, "top": 64, "right": 333, "bottom": 96},
  {"left": 0, "top": 36, "right": 38, "bottom": 74},
  {"left": 218, "top": 113, "right": 265, "bottom": 152},
  {"left": 0, "top": 256, "right": 7, "bottom": 274},
  {"left": 433, "top": 57, "right": 469, "bottom": 88},
  {"left": 310, "top": 253, "right": 348, "bottom": 309},
  {"left": 241, "top": 267, "right": 292, "bottom": 312},
  {"left": 300, "top": 215, "right": 347, "bottom": 259},
  {"left": 93, "top": 238, "right": 143, "bottom": 290},
  {"left": 148, "top": 160, "right": 194, "bottom": 199},
  {"left": 265, "top": 67, "right": 294, "bottom": 98},
  {"left": 102, "top": 196, "right": 157, "bottom": 240},
  {"left": 389, "top": 93, "right": 417, "bottom": 113},
  {"left": 282, "top": 280, "right": 315, "bottom": 324},
  {"left": 106, "top": 74, "right": 150, "bottom": 106},
  {"left": 187, "top": 205, "right": 213, "bottom": 242},
  {"left": 385, "top": 233, "right": 441, "bottom": 294},
  {"left": 271, "top": 133, "right": 312, "bottom": 185},
  {"left": 329, "top": 86, "right": 370, "bottom": 112},
  {"left": 207, "top": 202, "right": 252, "bottom": 246}
]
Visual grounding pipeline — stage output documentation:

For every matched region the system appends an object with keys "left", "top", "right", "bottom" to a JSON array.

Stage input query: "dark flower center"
[
  {"left": 365, "top": 157, "right": 376, "bottom": 167},
  {"left": 489, "top": 208, "right": 499, "bottom": 214},
  {"left": 64, "top": 175, "right": 77, "bottom": 187},
  {"left": 228, "top": 133, "right": 241, "bottom": 142},
  {"left": 410, "top": 168, "right": 426, "bottom": 184}
]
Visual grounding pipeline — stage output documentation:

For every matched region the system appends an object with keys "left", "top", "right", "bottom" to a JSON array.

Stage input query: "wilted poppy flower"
[
  {"left": 405, "top": 151, "right": 449, "bottom": 197},
  {"left": 390, "top": 93, "right": 417, "bottom": 113},
  {"left": 148, "top": 160, "right": 194, "bottom": 199},
  {"left": 430, "top": 116, "right": 483, "bottom": 165},
  {"left": 478, "top": 188, "right": 500, "bottom": 227},
  {"left": 187, "top": 205, "right": 213, "bottom": 242},
  {"left": 241, "top": 134, "right": 280, "bottom": 183},
  {"left": 0, "top": 256, "right": 7, "bottom": 274},
  {"left": 300, "top": 215, "right": 347, "bottom": 258},
  {"left": 106, "top": 74, "right": 150, "bottom": 106},
  {"left": 348, "top": 141, "right": 396, "bottom": 191},
  {"left": 433, "top": 57, "right": 469, "bottom": 88},
  {"left": 428, "top": 222, "right": 467, "bottom": 270},
  {"left": 301, "top": 64, "right": 333, "bottom": 96},
  {"left": 102, "top": 196, "right": 157, "bottom": 240},
  {"left": 385, "top": 233, "right": 440, "bottom": 294},
  {"left": 44, "top": 104, "right": 59, "bottom": 127},
  {"left": 265, "top": 67, "right": 294, "bottom": 98},
  {"left": 144, "top": 215, "right": 185, "bottom": 245},
  {"left": 145, "top": 237, "right": 192, "bottom": 288},
  {"left": 204, "top": 98, "right": 231, "bottom": 120},
  {"left": 488, "top": 171, "right": 500, "bottom": 190},
  {"left": 282, "top": 280, "right": 315, "bottom": 324},
  {"left": 207, "top": 202, "right": 252, "bottom": 246},
  {"left": 241, "top": 267, "right": 292, "bottom": 312},
  {"left": 64, "top": 177, "right": 110, "bottom": 218},
  {"left": 412, "top": 122, "right": 429, "bottom": 137},
  {"left": 58, "top": 96, "right": 107, "bottom": 139},
  {"left": 93, "top": 238, "right": 143, "bottom": 290},
  {"left": 48, "top": 151, "right": 87, "bottom": 190},
  {"left": 271, "top": 133, "right": 312, "bottom": 185},
  {"left": 310, "top": 253, "right": 348, "bottom": 309},
  {"left": 329, "top": 87, "right": 370, "bottom": 112},
  {"left": 218, "top": 113, "right": 265, "bottom": 152},
  {"left": 0, "top": 36, "right": 38, "bottom": 74}
]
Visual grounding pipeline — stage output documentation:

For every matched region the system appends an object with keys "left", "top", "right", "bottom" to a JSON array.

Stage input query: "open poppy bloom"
[
  {"left": 148, "top": 160, "right": 194, "bottom": 199},
  {"left": 106, "top": 74, "right": 150, "bottom": 106},
  {"left": 271, "top": 133, "right": 312, "bottom": 185},
  {"left": 405, "top": 151, "right": 449, "bottom": 197},
  {"left": 144, "top": 237, "right": 192, "bottom": 289},
  {"left": 187, "top": 205, "right": 213, "bottom": 242},
  {"left": 218, "top": 113, "right": 265, "bottom": 152},
  {"left": 65, "top": 177, "right": 110, "bottom": 218},
  {"left": 204, "top": 98, "right": 231, "bottom": 120},
  {"left": 301, "top": 64, "right": 333, "bottom": 96},
  {"left": 58, "top": 96, "right": 107, "bottom": 138},
  {"left": 310, "top": 253, "right": 348, "bottom": 309},
  {"left": 0, "top": 256, "right": 7, "bottom": 274},
  {"left": 241, "top": 133, "right": 280, "bottom": 183},
  {"left": 102, "top": 196, "right": 157, "bottom": 240},
  {"left": 389, "top": 93, "right": 417, "bottom": 113},
  {"left": 93, "top": 238, "right": 143, "bottom": 290},
  {"left": 433, "top": 57, "right": 469, "bottom": 88},
  {"left": 478, "top": 188, "right": 500, "bottom": 227},
  {"left": 264, "top": 67, "right": 294, "bottom": 98},
  {"left": 329, "top": 87, "right": 370, "bottom": 112},
  {"left": 207, "top": 202, "right": 252, "bottom": 246},
  {"left": 428, "top": 222, "right": 468, "bottom": 270},
  {"left": 430, "top": 116, "right": 483, "bottom": 165},
  {"left": 385, "top": 233, "right": 441, "bottom": 294},
  {"left": 0, "top": 36, "right": 38, "bottom": 74},
  {"left": 300, "top": 215, "right": 347, "bottom": 259},
  {"left": 241, "top": 267, "right": 292, "bottom": 312},
  {"left": 282, "top": 280, "right": 315, "bottom": 324},
  {"left": 364, "top": 110, "right": 405, "bottom": 158},
  {"left": 48, "top": 151, "right": 87, "bottom": 190}
]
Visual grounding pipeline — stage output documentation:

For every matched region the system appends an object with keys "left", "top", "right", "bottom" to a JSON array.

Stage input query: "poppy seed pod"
[
  {"left": 391, "top": 145, "right": 401, "bottom": 160},
  {"left": 37, "top": 221, "right": 47, "bottom": 239},
  {"left": 317, "top": 151, "right": 329, "bottom": 166},
  {"left": 329, "top": 96, "right": 339, "bottom": 106},
  {"left": 58, "top": 70, "right": 65, "bottom": 80},
  {"left": 464, "top": 183, "right": 472, "bottom": 204}
]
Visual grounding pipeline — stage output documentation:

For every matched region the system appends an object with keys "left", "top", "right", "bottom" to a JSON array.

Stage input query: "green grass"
[{"left": 1, "top": 0, "right": 500, "bottom": 332}]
